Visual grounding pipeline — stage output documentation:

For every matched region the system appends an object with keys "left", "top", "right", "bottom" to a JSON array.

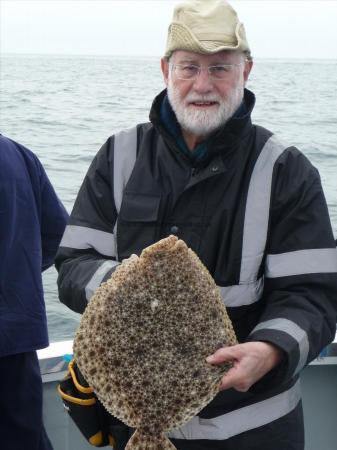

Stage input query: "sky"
[{"left": 1, "top": 0, "right": 337, "bottom": 59}]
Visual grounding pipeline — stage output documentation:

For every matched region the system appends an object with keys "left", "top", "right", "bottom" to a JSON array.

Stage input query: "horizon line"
[{"left": 2, "top": 52, "right": 337, "bottom": 61}]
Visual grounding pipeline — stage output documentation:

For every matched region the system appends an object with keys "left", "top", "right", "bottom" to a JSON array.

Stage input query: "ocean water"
[{"left": 1, "top": 54, "right": 337, "bottom": 342}]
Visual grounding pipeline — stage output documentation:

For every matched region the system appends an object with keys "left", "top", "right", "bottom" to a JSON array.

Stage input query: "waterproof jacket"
[
  {"left": 56, "top": 89, "right": 337, "bottom": 447},
  {"left": 0, "top": 135, "right": 68, "bottom": 357}
]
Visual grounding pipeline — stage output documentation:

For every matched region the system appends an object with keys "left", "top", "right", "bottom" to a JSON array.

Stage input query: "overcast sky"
[{"left": 1, "top": 1, "right": 337, "bottom": 59}]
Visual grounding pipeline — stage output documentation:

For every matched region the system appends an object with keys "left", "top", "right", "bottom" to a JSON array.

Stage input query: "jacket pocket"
[
  {"left": 119, "top": 192, "right": 161, "bottom": 222},
  {"left": 117, "top": 192, "right": 161, "bottom": 259}
]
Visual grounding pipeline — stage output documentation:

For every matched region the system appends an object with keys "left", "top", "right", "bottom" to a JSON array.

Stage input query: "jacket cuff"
[
  {"left": 245, "top": 329, "right": 301, "bottom": 391},
  {"left": 102, "top": 264, "right": 120, "bottom": 283}
]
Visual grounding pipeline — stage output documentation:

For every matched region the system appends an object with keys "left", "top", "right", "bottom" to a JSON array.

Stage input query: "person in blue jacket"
[{"left": 0, "top": 134, "right": 68, "bottom": 450}]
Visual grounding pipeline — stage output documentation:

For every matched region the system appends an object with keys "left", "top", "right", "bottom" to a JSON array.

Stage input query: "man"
[
  {"left": 56, "top": 1, "right": 337, "bottom": 449},
  {"left": 0, "top": 134, "right": 68, "bottom": 449}
]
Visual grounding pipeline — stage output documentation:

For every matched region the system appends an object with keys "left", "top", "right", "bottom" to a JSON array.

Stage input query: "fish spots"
[
  {"left": 211, "top": 309, "right": 218, "bottom": 319},
  {"left": 124, "top": 380, "right": 133, "bottom": 390},
  {"left": 73, "top": 235, "right": 237, "bottom": 449},
  {"left": 150, "top": 299, "right": 159, "bottom": 311},
  {"left": 173, "top": 398, "right": 182, "bottom": 406},
  {"left": 192, "top": 369, "right": 201, "bottom": 378},
  {"left": 112, "top": 357, "right": 121, "bottom": 367},
  {"left": 132, "top": 435, "right": 140, "bottom": 445},
  {"left": 134, "top": 346, "right": 146, "bottom": 359},
  {"left": 177, "top": 343, "right": 191, "bottom": 356}
]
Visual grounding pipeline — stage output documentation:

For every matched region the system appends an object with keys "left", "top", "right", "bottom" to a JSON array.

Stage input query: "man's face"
[{"left": 161, "top": 50, "right": 252, "bottom": 139}]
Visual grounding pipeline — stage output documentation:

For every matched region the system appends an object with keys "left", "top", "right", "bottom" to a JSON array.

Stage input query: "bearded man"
[{"left": 56, "top": 1, "right": 337, "bottom": 449}]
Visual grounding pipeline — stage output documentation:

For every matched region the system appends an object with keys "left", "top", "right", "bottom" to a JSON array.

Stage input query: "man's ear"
[
  {"left": 161, "top": 57, "right": 170, "bottom": 86},
  {"left": 243, "top": 59, "right": 253, "bottom": 85}
]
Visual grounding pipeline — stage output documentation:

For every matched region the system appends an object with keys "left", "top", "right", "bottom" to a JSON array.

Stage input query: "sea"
[{"left": 1, "top": 54, "right": 337, "bottom": 343}]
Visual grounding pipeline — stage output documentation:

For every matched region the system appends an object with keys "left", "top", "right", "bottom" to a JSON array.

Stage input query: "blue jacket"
[{"left": 0, "top": 134, "right": 68, "bottom": 357}]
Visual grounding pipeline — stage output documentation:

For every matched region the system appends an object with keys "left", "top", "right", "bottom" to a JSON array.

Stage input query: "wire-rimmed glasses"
[{"left": 171, "top": 62, "right": 244, "bottom": 81}]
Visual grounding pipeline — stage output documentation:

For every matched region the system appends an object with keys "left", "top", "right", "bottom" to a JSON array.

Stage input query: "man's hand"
[{"left": 206, "top": 342, "right": 284, "bottom": 392}]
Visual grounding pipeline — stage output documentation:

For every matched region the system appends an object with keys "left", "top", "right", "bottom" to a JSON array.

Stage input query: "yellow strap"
[
  {"left": 57, "top": 384, "right": 96, "bottom": 406},
  {"left": 68, "top": 360, "right": 94, "bottom": 394},
  {"left": 108, "top": 434, "right": 117, "bottom": 447},
  {"left": 89, "top": 431, "right": 103, "bottom": 446}
]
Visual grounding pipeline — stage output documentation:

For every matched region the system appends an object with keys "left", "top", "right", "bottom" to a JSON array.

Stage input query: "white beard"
[{"left": 167, "top": 79, "right": 244, "bottom": 138}]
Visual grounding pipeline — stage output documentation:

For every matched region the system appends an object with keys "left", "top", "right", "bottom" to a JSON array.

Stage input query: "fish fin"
[{"left": 125, "top": 429, "right": 177, "bottom": 450}]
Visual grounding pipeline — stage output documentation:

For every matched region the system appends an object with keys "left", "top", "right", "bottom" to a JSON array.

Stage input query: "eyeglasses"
[{"left": 171, "top": 63, "right": 244, "bottom": 81}]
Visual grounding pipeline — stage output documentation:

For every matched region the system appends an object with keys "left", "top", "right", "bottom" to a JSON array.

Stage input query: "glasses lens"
[
  {"left": 209, "top": 65, "right": 233, "bottom": 79},
  {"left": 175, "top": 65, "right": 199, "bottom": 80}
]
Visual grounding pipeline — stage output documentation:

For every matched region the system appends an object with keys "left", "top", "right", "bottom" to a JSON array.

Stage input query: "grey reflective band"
[
  {"left": 60, "top": 225, "right": 116, "bottom": 257},
  {"left": 266, "top": 248, "right": 337, "bottom": 278},
  {"left": 85, "top": 260, "right": 119, "bottom": 300},
  {"left": 251, "top": 318, "right": 309, "bottom": 374},
  {"left": 219, "top": 277, "right": 263, "bottom": 307},
  {"left": 113, "top": 127, "right": 138, "bottom": 261},
  {"left": 113, "top": 127, "right": 138, "bottom": 214},
  {"left": 167, "top": 380, "right": 301, "bottom": 440},
  {"left": 240, "top": 135, "right": 286, "bottom": 283}
]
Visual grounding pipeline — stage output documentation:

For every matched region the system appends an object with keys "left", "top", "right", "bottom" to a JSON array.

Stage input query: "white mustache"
[{"left": 185, "top": 95, "right": 220, "bottom": 103}]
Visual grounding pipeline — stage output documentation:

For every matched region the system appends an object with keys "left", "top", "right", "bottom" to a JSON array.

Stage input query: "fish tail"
[{"left": 125, "top": 429, "right": 177, "bottom": 450}]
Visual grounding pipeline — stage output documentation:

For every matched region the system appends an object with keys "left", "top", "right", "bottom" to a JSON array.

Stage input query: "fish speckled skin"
[{"left": 73, "top": 235, "right": 237, "bottom": 450}]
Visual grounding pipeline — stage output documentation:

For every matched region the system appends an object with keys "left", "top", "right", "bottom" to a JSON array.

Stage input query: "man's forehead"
[{"left": 171, "top": 50, "right": 243, "bottom": 63}]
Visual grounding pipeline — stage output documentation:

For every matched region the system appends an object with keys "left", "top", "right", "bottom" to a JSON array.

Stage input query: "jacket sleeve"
[
  {"left": 248, "top": 147, "right": 337, "bottom": 387},
  {"left": 55, "top": 137, "right": 120, "bottom": 314},
  {"left": 39, "top": 164, "right": 69, "bottom": 271}
]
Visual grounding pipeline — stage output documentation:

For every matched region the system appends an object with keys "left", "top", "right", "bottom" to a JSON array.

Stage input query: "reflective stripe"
[
  {"left": 219, "top": 277, "right": 264, "bottom": 307},
  {"left": 60, "top": 225, "right": 116, "bottom": 257},
  {"left": 167, "top": 380, "right": 301, "bottom": 440},
  {"left": 113, "top": 127, "right": 138, "bottom": 260},
  {"left": 240, "top": 135, "right": 286, "bottom": 283},
  {"left": 251, "top": 319, "right": 309, "bottom": 374},
  {"left": 266, "top": 248, "right": 337, "bottom": 278},
  {"left": 113, "top": 127, "right": 138, "bottom": 214},
  {"left": 85, "top": 260, "right": 119, "bottom": 300}
]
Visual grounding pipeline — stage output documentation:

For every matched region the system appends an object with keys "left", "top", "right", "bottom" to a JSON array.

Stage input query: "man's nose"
[{"left": 192, "top": 68, "right": 214, "bottom": 93}]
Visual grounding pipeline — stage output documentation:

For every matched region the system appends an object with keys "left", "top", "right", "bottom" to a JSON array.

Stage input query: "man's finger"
[
  {"left": 218, "top": 367, "right": 241, "bottom": 391},
  {"left": 218, "top": 365, "right": 252, "bottom": 392},
  {"left": 206, "top": 345, "right": 239, "bottom": 364}
]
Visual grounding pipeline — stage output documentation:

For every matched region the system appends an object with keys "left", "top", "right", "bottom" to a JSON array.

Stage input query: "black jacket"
[{"left": 56, "top": 89, "right": 337, "bottom": 444}]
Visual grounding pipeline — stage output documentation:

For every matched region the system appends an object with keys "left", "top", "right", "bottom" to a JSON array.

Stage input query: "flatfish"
[{"left": 73, "top": 235, "right": 237, "bottom": 449}]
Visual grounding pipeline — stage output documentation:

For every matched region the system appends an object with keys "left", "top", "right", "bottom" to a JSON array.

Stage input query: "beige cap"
[{"left": 165, "top": 0, "right": 251, "bottom": 58}]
